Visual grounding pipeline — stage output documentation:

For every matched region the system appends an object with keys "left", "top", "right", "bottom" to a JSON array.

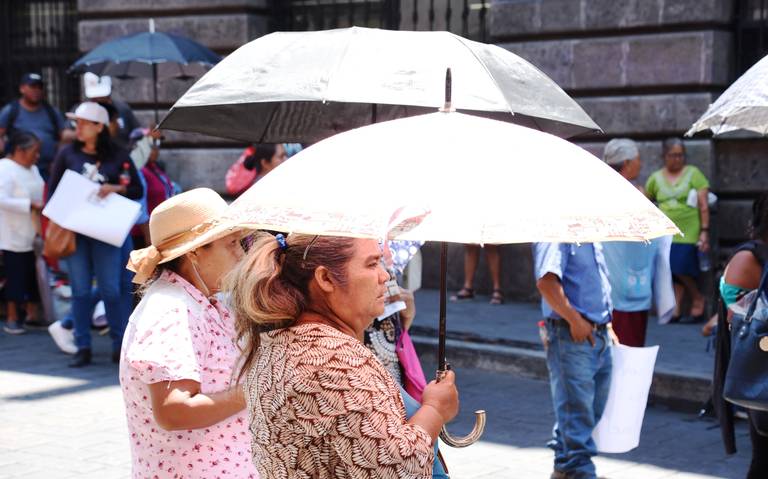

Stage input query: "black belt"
[{"left": 547, "top": 317, "right": 608, "bottom": 331}]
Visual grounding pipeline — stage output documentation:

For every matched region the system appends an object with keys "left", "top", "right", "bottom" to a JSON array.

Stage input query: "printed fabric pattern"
[{"left": 244, "top": 322, "right": 434, "bottom": 478}]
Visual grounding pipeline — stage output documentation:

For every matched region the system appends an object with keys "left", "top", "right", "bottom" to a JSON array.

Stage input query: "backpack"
[{"left": 3, "top": 99, "right": 61, "bottom": 153}]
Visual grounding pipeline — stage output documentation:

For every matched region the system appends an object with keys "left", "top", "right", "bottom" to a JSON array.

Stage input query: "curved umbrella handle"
[
  {"left": 439, "top": 410, "right": 487, "bottom": 448},
  {"left": 435, "top": 367, "right": 486, "bottom": 448}
]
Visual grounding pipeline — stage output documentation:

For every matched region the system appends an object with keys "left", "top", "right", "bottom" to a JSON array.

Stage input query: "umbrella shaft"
[
  {"left": 153, "top": 64, "right": 159, "bottom": 125},
  {"left": 438, "top": 241, "right": 448, "bottom": 371}
]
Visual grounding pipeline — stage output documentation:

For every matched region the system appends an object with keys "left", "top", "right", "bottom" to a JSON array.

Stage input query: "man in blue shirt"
[
  {"left": 534, "top": 242, "right": 615, "bottom": 479},
  {"left": 0, "top": 73, "right": 69, "bottom": 181}
]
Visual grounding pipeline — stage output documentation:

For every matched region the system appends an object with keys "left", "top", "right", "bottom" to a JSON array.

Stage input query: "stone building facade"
[
  {"left": 4, "top": 0, "right": 763, "bottom": 299},
  {"left": 451, "top": 0, "right": 759, "bottom": 299},
  {"left": 428, "top": 0, "right": 766, "bottom": 299}
]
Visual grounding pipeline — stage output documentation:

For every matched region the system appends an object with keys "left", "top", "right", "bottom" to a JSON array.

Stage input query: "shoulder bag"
[
  {"left": 42, "top": 221, "right": 75, "bottom": 259},
  {"left": 724, "top": 262, "right": 768, "bottom": 411}
]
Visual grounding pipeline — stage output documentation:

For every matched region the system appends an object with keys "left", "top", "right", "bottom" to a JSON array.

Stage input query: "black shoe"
[
  {"left": 22, "top": 319, "right": 49, "bottom": 330},
  {"left": 550, "top": 471, "right": 606, "bottom": 479},
  {"left": 68, "top": 348, "right": 92, "bottom": 368},
  {"left": 112, "top": 349, "right": 121, "bottom": 364}
]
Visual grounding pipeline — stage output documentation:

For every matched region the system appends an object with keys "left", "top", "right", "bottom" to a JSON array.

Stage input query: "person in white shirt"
[{"left": 0, "top": 131, "right": 45, "bottom": 334}]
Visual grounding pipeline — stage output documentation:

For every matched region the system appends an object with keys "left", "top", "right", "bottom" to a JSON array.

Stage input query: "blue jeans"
[
  {"left": 61, "top": 238, "right": 134, "bottom": 343},
  {"left": 67, "top": 234, "right": 125, "bottom": 351},
  {"left": 546, "top": 319, "right": 612, "bottom": 478},
  {"left": 60, "top": 288, "right": 100, "bottom": 330},
  {"left": 120, "top": 236, "right": 135, "bottom": 335}
]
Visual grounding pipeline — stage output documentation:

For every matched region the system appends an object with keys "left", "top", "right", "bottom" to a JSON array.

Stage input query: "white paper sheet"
[
  {"left": 42, "top": 170, "right": 141, "bottom": 247},
  {"left": 376, "top": 300, "right": 407, "bottom": 321},
  {"left": 593, "top": 344, "right": 659, "bottom": 453}
]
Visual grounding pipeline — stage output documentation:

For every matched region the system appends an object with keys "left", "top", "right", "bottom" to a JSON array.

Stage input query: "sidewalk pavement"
[
  {"left": 411, "top": 289, "right": 716, "bottom": 410},
  {"left": 0, "top": 327, "right": 752, "bottom": 478},
  {"left": 0, "top": 328, "right": 129, "bottom": 478}
]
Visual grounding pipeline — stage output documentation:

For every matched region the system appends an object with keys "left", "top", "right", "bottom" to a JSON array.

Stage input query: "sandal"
[
  {"left": 691, "top": 297, "right": 706, "bottom": 318},
  {"left": 450, "top": 288, "right": 474, "bottom": 301},
  {"left": 490, "top": 289, "right": 504, "bottom": 305}
]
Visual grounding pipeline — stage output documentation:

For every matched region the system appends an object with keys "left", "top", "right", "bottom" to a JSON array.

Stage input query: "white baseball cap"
[
  {"left": 83, "top": 72, "right": 112, "bottom": 98},
  {"left": 66, "top": 102, "right": 109, "bottom": 125},
  {"left": 603, "top": 138, "right": 639, "bottom": 166}
]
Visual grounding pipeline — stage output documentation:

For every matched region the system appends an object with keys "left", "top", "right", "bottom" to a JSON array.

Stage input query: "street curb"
[{"left": 412, "top": 335, "right": 711, "bottom": 412}]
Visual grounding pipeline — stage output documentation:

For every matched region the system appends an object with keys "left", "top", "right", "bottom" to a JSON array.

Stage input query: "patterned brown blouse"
[{"left": 244, "top": 322, "right": 435, "bottom": 478}]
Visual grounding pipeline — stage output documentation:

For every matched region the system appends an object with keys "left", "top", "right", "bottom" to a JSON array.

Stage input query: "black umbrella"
[
  {"left": 159, "top": 27, "right": 600, "bottom": 142},
  {"left": 69, "top": 19, "right": 220, "bottom": 124}
]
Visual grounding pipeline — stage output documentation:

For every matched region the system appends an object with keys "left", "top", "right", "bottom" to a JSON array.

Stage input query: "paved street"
[{"left": 0, "top": 327, "right": 752, "bottom": 479}]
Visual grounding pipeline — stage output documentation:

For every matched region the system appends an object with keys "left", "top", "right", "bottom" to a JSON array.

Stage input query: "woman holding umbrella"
[{"left": 227, "top": 233, "right": 459, "bottom": 478}]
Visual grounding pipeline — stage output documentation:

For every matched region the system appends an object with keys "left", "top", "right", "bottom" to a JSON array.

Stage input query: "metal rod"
[
  {"left": 152, "top": 63, "right": 159, "bottom": 126},
  {"left": 435, "top": 239, "right": 487, "bottom": 448},
  {"left": 445, "top": 68, "right": 452, "bottom": 105},
  {"left": 438, "top": 241, "right": 448, "bottom": 371},
  {"left": 441, "top": 67, "right": 453, "bottom": 112}
]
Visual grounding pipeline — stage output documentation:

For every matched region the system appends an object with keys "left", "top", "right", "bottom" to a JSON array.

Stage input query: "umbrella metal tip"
[{"left": 441, "top": 67, "right": 453, "bottom": 112}]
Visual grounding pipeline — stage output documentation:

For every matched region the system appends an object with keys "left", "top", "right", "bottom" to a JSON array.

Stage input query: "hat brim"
[{"left": 65, "top": 111, "right": 106, "bottom": 124}]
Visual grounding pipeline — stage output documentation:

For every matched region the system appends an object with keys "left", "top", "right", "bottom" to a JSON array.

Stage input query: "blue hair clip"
[{"left": 275, "top": 233, "right": 288, "bottom": 251}]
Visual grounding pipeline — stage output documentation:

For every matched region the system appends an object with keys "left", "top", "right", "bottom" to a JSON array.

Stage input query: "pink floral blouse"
[{"left": 119, "top": 270, "right": 258, "bottom": 479}]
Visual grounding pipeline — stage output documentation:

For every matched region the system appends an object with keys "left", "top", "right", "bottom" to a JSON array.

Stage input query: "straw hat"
[{"left": 127, "top": 188, "right": 242, "bottom": 284}]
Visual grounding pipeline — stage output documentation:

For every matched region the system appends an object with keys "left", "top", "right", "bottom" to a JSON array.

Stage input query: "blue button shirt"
[{"left": 533, "top": 242, "right": 612, "bottom": 324}]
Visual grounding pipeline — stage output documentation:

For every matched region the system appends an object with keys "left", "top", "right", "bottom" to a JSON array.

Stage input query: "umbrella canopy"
[
  {"left": 227, "top": 111, "right": 676, "bottom": 243},
  {"left": 69, "top": 27, "right": 221, "bottom": 80},
  {"left": 69, "top": 20, "right": 221, "bottom": 124},
  {"left": 687, "top": 54, "right": 768, "bottom": 136},
  {"left": 160, "top": 27, "right": 600, "bottom": 142},
  {"left": 226, "top": 110, "right": 676, "bottom": 448}
]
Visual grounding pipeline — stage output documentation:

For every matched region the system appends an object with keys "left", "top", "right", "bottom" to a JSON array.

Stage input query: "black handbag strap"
[{"left": 744, "top": 261, "right": 768, "bottom": 323}]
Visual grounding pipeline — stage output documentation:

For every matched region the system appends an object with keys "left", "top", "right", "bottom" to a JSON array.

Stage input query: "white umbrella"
[
  {"left": 687, "top": 54, "right": 768, "bottom": 136},
  {"left": 229, "top": 112, "right": 676, "bottom": 243},
  {"left": 160, "top": 27, "right": 600, "bottom": 142},
  {"left": 226, "top": 109, "right": 677, "bottom": 448}
]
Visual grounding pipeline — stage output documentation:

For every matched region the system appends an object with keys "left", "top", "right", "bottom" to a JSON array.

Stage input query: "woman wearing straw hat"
[
  {"left": 120, "top": 188, "right": 258, "bottom": 479},
  {"left": 48, "top": 101, "right": 144, "bottom": 367}
]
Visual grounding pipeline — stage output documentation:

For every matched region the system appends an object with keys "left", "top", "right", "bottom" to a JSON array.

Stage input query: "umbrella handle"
[
  {"left": 435, "top": 368, "right": 487, "bottom": 448},
  {"left": 439, "top": 410, "right": 487, "bottom": 448}
]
